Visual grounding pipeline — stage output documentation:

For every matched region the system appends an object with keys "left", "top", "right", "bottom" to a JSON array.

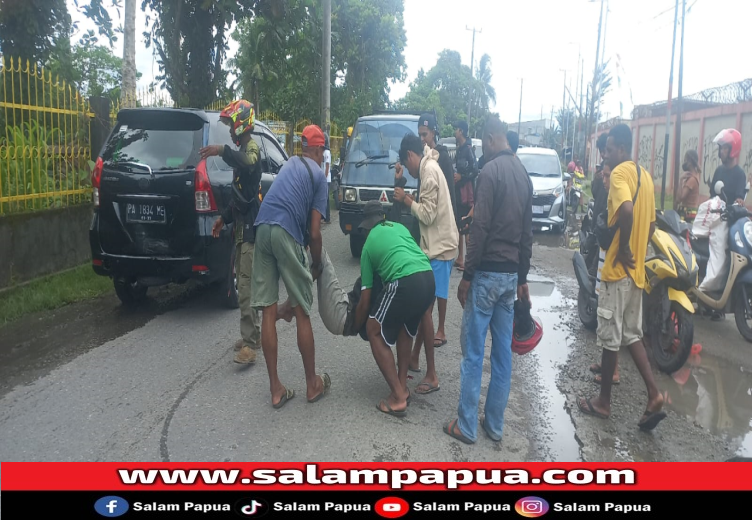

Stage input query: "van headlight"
[
  {"left": 744, "top": 221, "right": 752, "bottom": 247},
  {"left": 344, "top": 188, "right": 357, "bottom": 202},
  {"left": 553, "top": 183, "right": 564, "bottom": 197}
]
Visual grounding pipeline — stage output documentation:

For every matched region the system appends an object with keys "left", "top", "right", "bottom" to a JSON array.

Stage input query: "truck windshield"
[{"left": 343, "top": 119, "right": 419, "bottom": 188}]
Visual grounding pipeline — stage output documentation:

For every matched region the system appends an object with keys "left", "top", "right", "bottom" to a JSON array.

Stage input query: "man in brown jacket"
[{"left": 444, "top": 116, "right": 533, "bottom": 445}]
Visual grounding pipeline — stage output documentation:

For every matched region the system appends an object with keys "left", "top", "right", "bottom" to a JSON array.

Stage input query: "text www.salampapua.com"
[{"left": 118, "top": 466, "right": 636, "bottom": 490}]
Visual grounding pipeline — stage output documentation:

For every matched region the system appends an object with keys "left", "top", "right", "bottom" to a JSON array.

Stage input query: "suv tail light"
[
  {"left": 92, "top": 157, "right": 103, "bottom": 207},
  {"left": 195, "top": 160, "right": 217, "bottom": 212}
]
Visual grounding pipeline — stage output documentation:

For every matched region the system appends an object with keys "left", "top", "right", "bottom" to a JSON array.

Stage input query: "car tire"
[
  {"left": 222, "top": 245, "right": 240, "bottom": 309},
  {"left": 350, "top": 234, "right": 365, "bottom": 258},
  {"left": 114, "top": 279, "right": 148, "bottom": 307}
]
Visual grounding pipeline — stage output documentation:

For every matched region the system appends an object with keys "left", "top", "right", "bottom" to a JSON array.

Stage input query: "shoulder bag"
[{"left": 594, "top": 162, "right": 642, "bottom": 251}]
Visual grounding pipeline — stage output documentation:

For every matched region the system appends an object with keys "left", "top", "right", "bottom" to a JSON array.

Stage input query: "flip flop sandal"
[
  {"left": 443, "top": 419, "right": 474, "bottom": 445},
  {"left": 577, "top": 397, "right": 609, "bottom": 419},
  {"left": 480, "top": 416, "right": 501, "bottom": 442},
  {"left": 308, "top": 373, "right": 331, "bottom": 403},
  {"left": 408, "top": 366, "right": 421, "bottom": 373},
  {"left": 594, "top": 374, "right": 620, "bottom": 385},
  {"left": 377, "top": 400, "right": 407, "bottom": 418},
  {"left": 433, "top": 339, "right": 448, "bottom": 347},
  {"left": 273, "top": 388, "right": 295, "bottom": 409},
  {"left": 638, "top": 410, "right": 667, "bottom": 431},
  {"left": 415, "top": 382, "right": 440, "bottom": 395},
  {"left": 589, "top": 363, "right": 602, "bottom": 374}
]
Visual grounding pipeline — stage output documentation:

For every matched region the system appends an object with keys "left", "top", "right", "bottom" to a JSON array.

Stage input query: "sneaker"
[{"left": 234, "top": 346, "right": 257, "bottom": 364}]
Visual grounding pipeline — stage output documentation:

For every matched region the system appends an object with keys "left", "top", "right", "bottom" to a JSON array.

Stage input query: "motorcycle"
[
  {"left": 574, "top": 206, "right": 697, "bottom": 373},
  {"left": 643, "top": 209, "right": 697, "bottom": 373},
  {"left": 574, "top": 198, "right": 599, "bottom": 330},
  {"left": 331, "top": 158, "right": 342, "bottom": 210},
  {"left": 689, "top": 181, "right": 752, "bottom": 342}
]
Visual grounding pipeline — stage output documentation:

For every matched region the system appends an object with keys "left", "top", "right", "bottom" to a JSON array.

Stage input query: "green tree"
[
  {"left": 396, "top": 49, "right": 496, "bottom": 138},
  {"left": 232, "top": 0, "right": 406, "bottom": 131},
  {"left": 142, "top": 0, "right": 285, "bottom": 108},
  {"left": 0, "top": 0, "right": 72, "bottom": 66}
]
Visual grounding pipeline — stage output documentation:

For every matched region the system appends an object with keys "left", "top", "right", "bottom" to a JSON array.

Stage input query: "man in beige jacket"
[{"left": 394, "top": 133, "right": 459, "bottom": 395}]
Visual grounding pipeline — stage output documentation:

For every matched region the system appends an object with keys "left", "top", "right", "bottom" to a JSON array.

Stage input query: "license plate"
[
  {"left": 532, "top": 205, "right": 544, "bottom": 214},
  {"left": 126, "top": 202, "right": 166, "bottom": 223}
]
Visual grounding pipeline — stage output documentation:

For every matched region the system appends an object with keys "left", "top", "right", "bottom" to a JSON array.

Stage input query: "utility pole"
[
  {"left": 673, "top": 0, "right": 686, "bottom": 210},
  {"left": 590, "top": 0, "right": 610, "bottom": 174},
  {"left": 322, "top": 0, "right": 332, "bottom": 136},
  {"left": 584, "top": 0, "right": 605, "bottom": 177},
  {"left": 660, "top": 0, "right": 679, "bottom": 211},
  {"left": 518, "top": 78, "right": 523, "bottom": 136},
  {"left": 560, "top": 69, "right": 567, "bottom": 158},
  {"left": 579, "top": 56, "right": 584, "bottom": 162},
  {"left": 466, "top": 26, "right": 481, "bottom": 132}
]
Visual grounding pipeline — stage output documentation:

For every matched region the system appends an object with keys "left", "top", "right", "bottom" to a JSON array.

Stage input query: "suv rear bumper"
[{"left": 89, "top": 212, "right": 232, "bottom": 286}]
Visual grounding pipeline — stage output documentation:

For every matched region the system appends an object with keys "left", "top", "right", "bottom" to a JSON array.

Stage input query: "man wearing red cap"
[{"left": 251, "top": 124, "right": 331, "bottom": 409}]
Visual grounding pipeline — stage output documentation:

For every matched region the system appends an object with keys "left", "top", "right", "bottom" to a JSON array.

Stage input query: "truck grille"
[{"left": 359, "top": 189, "right": 393, "bottom": 202}]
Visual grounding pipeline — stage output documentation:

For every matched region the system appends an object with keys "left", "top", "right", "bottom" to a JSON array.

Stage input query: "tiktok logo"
[{"left": 235, "top": 498, "right": 269, "bottom": 518}]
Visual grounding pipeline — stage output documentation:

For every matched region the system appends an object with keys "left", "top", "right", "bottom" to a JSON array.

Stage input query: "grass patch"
[{"left": 0, "top": 264, "right": 113, "bottom": 328}]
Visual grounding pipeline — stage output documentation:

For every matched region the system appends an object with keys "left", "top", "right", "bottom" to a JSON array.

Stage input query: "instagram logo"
[{"left": 515, "top": 496, "right": 549, "bottom": 518}]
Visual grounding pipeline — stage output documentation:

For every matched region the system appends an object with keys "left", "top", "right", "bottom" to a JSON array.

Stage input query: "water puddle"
[
  {"left": 525, "top": 275, "right": 582, "bottom": 461},
  {"left": 661, "top": 349, "right": 752, "bottom": 457},
  {"left": 533, "top": 213, "right": 582, "bottom": 251}
]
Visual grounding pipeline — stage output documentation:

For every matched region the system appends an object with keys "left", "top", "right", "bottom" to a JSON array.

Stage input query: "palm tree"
[{"left": 469, "top": 54, "right": 496, "bottom": 134}]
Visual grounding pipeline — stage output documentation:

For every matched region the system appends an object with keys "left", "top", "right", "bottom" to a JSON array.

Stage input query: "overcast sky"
[{"left": 69, "top": 0, "right": 751, "bottom": 125}]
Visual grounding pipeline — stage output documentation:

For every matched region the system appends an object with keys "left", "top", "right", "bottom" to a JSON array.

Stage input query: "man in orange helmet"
[{"left": 200, "top": 100, "right": 262, "bottom": 365}]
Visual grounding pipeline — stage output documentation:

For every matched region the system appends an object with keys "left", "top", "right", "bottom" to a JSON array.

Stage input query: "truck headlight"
[{"left": 344, "top": 188, "right": 357, "bottom": 202}]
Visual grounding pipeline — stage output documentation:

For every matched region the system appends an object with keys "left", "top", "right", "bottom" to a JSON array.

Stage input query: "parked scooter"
[
  {"left": 574, "top": 206, "right": 698, "bottom": 373},
  {"left": 643, "top": 209, "right": 697, "bottom": 373},
  {"left": 689, "top": 181, "right": 752, "bottom": 342},
  {"left": 573, "top": 200, "right": 598, "bottom": 330}
]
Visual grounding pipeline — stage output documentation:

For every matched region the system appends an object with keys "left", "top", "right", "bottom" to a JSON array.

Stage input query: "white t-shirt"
[{"left": 323, "top": 150, "right": 332, "bottom": 183}]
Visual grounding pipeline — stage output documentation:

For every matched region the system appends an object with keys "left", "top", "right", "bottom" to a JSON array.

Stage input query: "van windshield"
[
  {"left": 517, "top": 153, "right": 562, "bottom": 177},
  {"left": 343, "top": 119, "right": 419, "bottom": 188}
]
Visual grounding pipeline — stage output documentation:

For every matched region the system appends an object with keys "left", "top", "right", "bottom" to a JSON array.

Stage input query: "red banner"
[{"left": 2, "top": 462, "right": 751, "bottom": 491}]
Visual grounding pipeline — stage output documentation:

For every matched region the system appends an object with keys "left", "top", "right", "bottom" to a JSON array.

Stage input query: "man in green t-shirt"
[{"left": 353, "top": 201, "right": 436, "bottom": 418}]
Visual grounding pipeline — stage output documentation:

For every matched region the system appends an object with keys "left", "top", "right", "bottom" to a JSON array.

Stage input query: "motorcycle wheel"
[
  {"left": 733, "top": 284, "right": 752, "bottom": 343},
  {"left": 578, "top": 287, "right": 598, "bottom": 330},
  {"left": 650, "top": 302, "right": 694, "bottom": 374}
]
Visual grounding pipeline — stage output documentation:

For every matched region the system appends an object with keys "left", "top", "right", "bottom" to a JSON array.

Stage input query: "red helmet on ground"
[
  {"left": 512, "top": 300, "right": 543, "bottom": 355},
  {"left": 713, "top": 128, "right": 742, "bottom": 159},
  {"left": 220, "top": 100, "right": 255, "bottom": 145}
]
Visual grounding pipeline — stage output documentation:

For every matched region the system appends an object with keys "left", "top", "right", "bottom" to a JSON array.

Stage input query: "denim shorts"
[{"left": 430, "top": 259, "right": 453, "bottom": 299}]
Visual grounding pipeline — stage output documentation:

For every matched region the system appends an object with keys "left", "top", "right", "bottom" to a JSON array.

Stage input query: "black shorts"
[{"left": 369, "top": 270, "right": 436, "bottom": 347}]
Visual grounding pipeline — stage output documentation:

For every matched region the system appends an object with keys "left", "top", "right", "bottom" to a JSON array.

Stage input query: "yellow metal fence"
[{"left": 1, "top": 57, "right": 94, "bottom": 214}]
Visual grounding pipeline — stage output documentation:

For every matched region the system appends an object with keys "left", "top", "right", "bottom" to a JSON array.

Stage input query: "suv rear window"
[{"left": 102, "top": 112, "right": 203, "bottom": 172}]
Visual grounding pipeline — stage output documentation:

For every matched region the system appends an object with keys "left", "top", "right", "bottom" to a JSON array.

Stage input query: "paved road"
[{"left": 1, "top": 212, "right": 750, "bottom": 462}]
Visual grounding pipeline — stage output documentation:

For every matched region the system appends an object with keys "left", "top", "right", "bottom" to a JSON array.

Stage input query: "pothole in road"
[
  {"left": 659, "top": 348, "right": 752, "bottom": 457},
  {"left": 526, "top": 275, "right": 582, "bottom": 461}
]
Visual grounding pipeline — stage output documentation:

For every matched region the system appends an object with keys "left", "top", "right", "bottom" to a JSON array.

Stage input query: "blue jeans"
[{"left": 458, "top": 271, "right": 517, "bottom": 442}]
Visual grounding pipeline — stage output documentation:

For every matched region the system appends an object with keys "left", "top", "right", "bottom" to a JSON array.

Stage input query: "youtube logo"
[{"left": 375, "top": 497, "right": 409, "bottom": 519}]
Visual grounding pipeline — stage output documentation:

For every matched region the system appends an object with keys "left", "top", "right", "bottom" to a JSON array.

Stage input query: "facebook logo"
[{"left": 94, "top": 496, "right": 129, "bottom": 517}]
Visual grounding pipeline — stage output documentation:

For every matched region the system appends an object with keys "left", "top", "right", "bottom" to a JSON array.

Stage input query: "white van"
[{"left": 515, "top": 147, "right": 568, "bottom": 233}]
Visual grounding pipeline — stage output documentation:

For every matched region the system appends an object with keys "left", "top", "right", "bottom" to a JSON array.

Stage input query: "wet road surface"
[{"left": 0, "top": 211, "right": 750, "bottom": 461}]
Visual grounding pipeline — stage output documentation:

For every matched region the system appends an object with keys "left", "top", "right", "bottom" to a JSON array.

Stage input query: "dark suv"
[
  {"left": 339, "top": 113, "right": 420, "bottom": 257},
  {"left": 89, "top": 108, "right": 286, "bottom": 307}
]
